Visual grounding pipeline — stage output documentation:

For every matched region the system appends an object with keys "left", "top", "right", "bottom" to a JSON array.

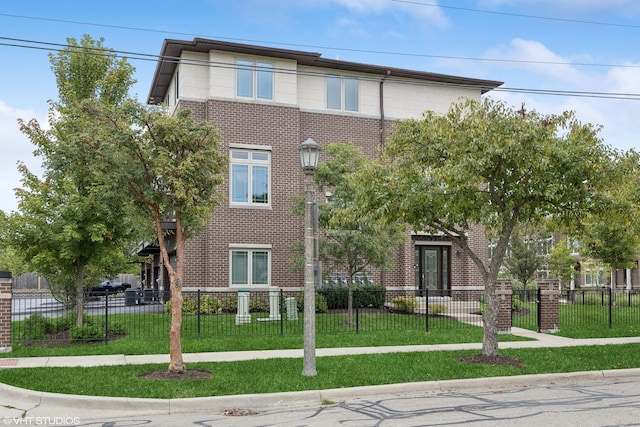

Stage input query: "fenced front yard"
[
  {"left": 11, "top": 287, "right": 487, "bottom": 344},
  {"left": 10, "top": 285, "right": 640, "bottom": 345}
]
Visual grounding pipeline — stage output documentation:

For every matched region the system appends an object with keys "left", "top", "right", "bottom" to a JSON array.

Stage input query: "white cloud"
[
  {"left": 321, "top": 0, "right": 450, "bottom": 28},
  {"left": 0, "top": 100, "right": 43, "bottom": 213},
  {"left": 484, "top": 38, "right": 596, "bottom": 88},
  {"left": 480, "top": 39, "right": 640, "bottom": 151},
  {"left": 478, "top": 0, "right": 640, "bottom": 14}
]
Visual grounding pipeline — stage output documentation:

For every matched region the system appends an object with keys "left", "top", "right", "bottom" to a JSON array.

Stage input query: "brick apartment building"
[{"left": 141, "top": 38, "right": 503, "bottom": 298}]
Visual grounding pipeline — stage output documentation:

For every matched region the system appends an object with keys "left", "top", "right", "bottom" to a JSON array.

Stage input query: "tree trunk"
[
  {"left": 482, "top": 277, "right": 500, "bottom": 357},
  {"left": 168, "top": 272, "right": 185, "bottom": 373},
  {"left": 154, "top": 213, "right": 186, "bottom": 374},
  {"left": 75, "top": 262, "right": 84, "bottom": 327}
]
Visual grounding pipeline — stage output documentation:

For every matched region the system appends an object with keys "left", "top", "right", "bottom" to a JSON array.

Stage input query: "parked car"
[{"left": 88, "top": 281, "right": 132, "bottom": 295}]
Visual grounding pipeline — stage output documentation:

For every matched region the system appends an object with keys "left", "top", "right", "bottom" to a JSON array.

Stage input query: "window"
[
  {"left": 236, "top": 60, "right": 273, "bottom": 100},
  {"left": 326, "top": 75, "right": 359, "bottom": 112},
  {"left": 230, "top": 149, "right": 270, "bottom": 206},
  {"left": 230, "top": 248, "right": 270, "bottom": 287}
]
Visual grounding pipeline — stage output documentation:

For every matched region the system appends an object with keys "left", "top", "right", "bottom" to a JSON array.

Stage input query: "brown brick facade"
[
  {"left": 0, "top": 273, "right": 12, "bottom": 351},
  {"left": 496, "top": 279, "right": 512, "bottom": 333},
  {"left": 538, "top": 280, "right": 561, "bottom": 333},
  {"left": 174, "top": 98, "right": 487, "bottom": 292}
]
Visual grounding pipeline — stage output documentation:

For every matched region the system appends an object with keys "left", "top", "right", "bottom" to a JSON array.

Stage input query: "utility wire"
[
  {"left": 394, "top": 0, "right": 640, "bottom": 29},
  {"left": 2, "top": 37, "right": 640, "bottom": 102},
  {"left": 0, "top": 12, "right": 638, "bottom": 69}
]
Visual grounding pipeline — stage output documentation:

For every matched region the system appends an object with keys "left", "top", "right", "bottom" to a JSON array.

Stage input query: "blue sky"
[{"left": 1, "top": 0, "right": 640, "bottom": 212}]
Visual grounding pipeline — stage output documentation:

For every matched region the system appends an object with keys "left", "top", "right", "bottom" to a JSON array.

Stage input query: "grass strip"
[
  {"left": 0, "top": 344, "right": 638, "bottom": 399},
  {"left": 3, "top": 328, "right": 528, "bottom": 358}
]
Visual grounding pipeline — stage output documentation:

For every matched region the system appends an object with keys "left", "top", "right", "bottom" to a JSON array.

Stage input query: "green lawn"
[{"left": 0, "top": 344, "right": 638, "bottom": 399}]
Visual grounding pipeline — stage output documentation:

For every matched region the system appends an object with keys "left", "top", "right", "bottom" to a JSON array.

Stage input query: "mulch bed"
[
  {"left": 139, "top": 369, "right": 213, "bottom": 380},
  {"left": 458, "top": 354, "right": 525, "bottom": 367}
]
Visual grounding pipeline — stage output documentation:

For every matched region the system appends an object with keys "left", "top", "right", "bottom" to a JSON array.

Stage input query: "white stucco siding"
[
  {"left": 205, "top": 51, "right": 298, "bottom": 104},
  {"left": 178, "top": 51, "right": 209, "bottom": 101},
  {"left": 383, "top": 80, "right": 481, "bottom": 120},
  {"left": 297, "top": 67, "right": 327, "bottom": 111},
  {"left": 208, "top": 51, "right": 235, "bottom": 99}
]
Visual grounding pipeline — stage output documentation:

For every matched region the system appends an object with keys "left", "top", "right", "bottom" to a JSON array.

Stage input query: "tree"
[
  {"left": 11, "top": 35, "right": 140, "bottom": 325},
  {"left": 503, "top": 228, "right": 542, "bottom": 289},
  {"left": 94, "top": 102, "right": 226, "bottom": 374},
  {"left": 548, "top": 240, "right": 578, "bottom": 291},
  {"left": 357, "top": 98, "right": 612, "bottom": 357},
  {"left": 315, "top": 143, "right": 405, "bottom": 324},
  {"left": 579, "top": 150, "right": 640, "bottom": 289}
]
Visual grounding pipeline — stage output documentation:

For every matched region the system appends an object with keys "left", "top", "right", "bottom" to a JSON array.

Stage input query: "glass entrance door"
[{"left": 415, "top": 245, "right": 450, "bottom": 297}]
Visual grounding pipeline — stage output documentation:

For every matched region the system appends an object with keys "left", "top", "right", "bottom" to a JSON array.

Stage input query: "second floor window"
[
  {"left": 230, "top": 149, "right": 270, "bottom": 206},
  {"left": 231, "top": 248, "right": 270, "bottom": 287},
  {"left": 237, "top": 60, "right": 273, "bottom": 100},
  {"left": 327, "top": 75, "right": 358, "bottom": 112}
]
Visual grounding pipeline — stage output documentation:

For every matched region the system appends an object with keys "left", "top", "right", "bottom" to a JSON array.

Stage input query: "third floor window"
[
  {"left": 237, "top": 60, "right": 273, "bottom": 100},
  {"left": 327, "top": 75, "right": 359, "bottom": 112}
]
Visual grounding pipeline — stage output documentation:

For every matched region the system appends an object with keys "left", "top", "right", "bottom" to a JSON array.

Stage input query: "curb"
[{"left": 3, "top": 368, "right": 640, "bottom": 414}]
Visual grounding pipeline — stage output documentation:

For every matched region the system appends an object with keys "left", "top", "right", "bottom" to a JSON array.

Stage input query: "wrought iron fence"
[
  {"left": 559, "top": 288, "right": 640, "bottom": 331},
  {"left": 11, "top": 287, "right": 488, "bottom": 344}
]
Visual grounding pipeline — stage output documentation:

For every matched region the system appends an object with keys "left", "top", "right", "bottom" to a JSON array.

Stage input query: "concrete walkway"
[
  {"left": 3, "top": 328, "right": 640, "bottom": 368},
  {"left": 2, "top": 328, "right": 640, "bottom": 419}
]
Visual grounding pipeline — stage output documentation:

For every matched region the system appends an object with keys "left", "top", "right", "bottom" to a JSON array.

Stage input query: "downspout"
[
  {"left": 379, "top": 70, "right": 390, "bottom": 287},
  {"left": 379, "top": 70, "right": 391, "bottom": 150}
]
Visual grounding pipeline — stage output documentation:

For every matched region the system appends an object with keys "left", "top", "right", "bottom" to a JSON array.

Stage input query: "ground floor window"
[{"left": 230, "top": 246, "right": 271, "bottom": 287}]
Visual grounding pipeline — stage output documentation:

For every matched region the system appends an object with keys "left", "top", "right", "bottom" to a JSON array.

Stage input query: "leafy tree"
[
  {"left": 503, "top": 228, "right": 542, "bottom": 289},
  {"left": 92, "top": 102, "right": 226, "bottom": 374},
  {"left": 357, "top": 98, "right": 612, "bottom": 357},
  {"left": 580, "top": 150, "right": 640, "bottom": 288},
  {"left": 11, "top": 35, "right": 140, "bottom": 325},
  {"left": 548, "top": 240, "right": 578, "bottom": 290},
  {"left": 0, "top": 211, "right": 28, "bottom": 274},
  {"left": 315, "top": 143, "right": 406, "bottom": 324}
]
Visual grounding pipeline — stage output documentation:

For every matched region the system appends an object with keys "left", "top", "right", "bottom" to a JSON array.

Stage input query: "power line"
[
  {"left": 394, "top": 0, "right": 640, "bottom": 29},
  {"left": 2, "top": 36, "right": 640, "bottom": 102},
  {"left": 0, "top": 13, "right": 638, "bottom": 70}
]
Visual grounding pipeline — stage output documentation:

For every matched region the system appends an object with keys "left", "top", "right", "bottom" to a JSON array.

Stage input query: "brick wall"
[
  {"left": 0, "top": 272, "right": 12, "bottom": 352},
  {"left": 538, "top": 280, "right": 560, "bottom": 333},
  {"left": 497, "top": 279, "right": 512, "bottom": 333},
  {"left": 175, "top": 98, "right": 489, "bottom": 292}
]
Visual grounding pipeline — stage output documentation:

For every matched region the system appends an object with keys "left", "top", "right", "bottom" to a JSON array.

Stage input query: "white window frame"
[
  {"left": 326, "top": 75, "right": 359, "bottom": 112},
  {"left": 236, "top": 59, "right": 273, "bottom": 100},
  {"left": 229, "top": 244, "right": 272, "bottom": 288},
  {"left": 229, "top": 146, "right": 272, "bottom": 208}
]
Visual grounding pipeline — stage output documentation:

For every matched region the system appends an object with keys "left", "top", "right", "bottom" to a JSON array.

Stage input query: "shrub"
[
  {"left": 220, "top": 296, "right": 238, "bottom": 313},
  {"left": 356, "top": 285, "right": 386, "bottom": 308},
  {"left": 318, "top": 287, "right": 348, "bottom": 309},
  {"left": 296, "top": 292, "right": 328, "bottom": 313},
  {"left": 249, "top": 296, "right": 270, "bottom": 313},
  {"left": 70, "top": 324, "right": 104, "bottom": 341},
  {"left": 429, "top": 303, "right": 447, "bottom": 315},
  {"left": 318, "top": 285, "right": 386, "bottom": 309},
  {"left": 20, "top": 313, "right": 51, "bottom": 341},
  {"left": 199, "top": 294, "right": 222, "bottom": 314},
  {"left": 391, "top": 296, "right": 417, "bottom": 313}
]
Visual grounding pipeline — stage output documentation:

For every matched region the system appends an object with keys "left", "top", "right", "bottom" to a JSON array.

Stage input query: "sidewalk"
[
  {"left": 3, "top": 328, "right": 640, "bottom": 368},
  {"left": 2, "top": 328, "right": 640, "bottom": 419}
]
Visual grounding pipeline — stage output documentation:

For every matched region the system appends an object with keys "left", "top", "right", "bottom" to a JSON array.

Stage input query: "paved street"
[
  {"left": 3, "top": 370, "right": 638, "bottom": 426},
  {"left": 3, "top": 330, "right": 640, "bottom": 426}
]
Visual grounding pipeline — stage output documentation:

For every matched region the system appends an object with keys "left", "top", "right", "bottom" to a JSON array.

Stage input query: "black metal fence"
[
  {"left": 18, "top": 286, "right": 640, "bottom": 344},
  {"left": 560, "top": 288, "right": 640, "bottom": 331},
  {"left": 10, "top": 287, "right": 488, "bottom": 343}
]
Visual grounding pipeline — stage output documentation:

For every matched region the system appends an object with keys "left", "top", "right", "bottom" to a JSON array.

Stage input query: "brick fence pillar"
[
  {"left": 0, "top": 271, "right": 12, "bottom": 352},
  {"left": 538, "top": 279, "right": 560, "bottom": 333},
  {"left": 496, "top": 279, "right": 512, "bottom": 334}
]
